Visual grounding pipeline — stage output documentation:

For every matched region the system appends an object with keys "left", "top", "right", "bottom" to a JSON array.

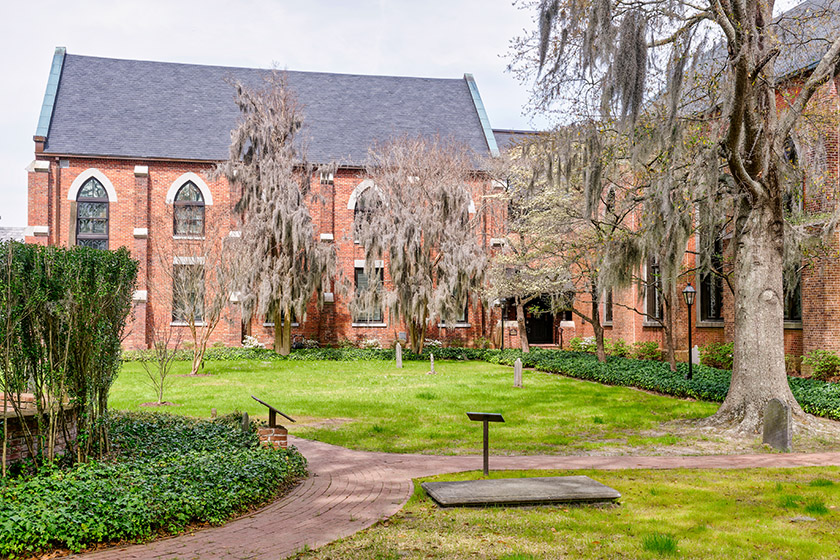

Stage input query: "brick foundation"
[
  {"left": 1, "top": 394, "right": 78, "bottom": 463},
  {"left": 258, "top": 426, "right": 289, "bottom": 449}
]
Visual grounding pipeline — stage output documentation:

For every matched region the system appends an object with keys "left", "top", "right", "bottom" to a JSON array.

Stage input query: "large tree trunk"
[
  {"left": 663, "top": 287, "right": 678, "bottom": 373},
  {"left": 408, "top": 321, "right": 426, "bottom": 354},
  {"left": 590, "top": 285, "right": 606, "bottom": 362},
  {"left": 274, "top": 307, "right": 292, "bottom": 356},
  {"left": 515, "top": 297, "right": 530, "bottom": 353},
  {"left": 712, "top": 202, "right": 801, "bottom": 432}
]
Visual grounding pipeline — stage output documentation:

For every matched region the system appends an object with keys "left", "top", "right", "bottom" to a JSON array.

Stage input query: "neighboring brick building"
[{"left": 26, "top": 49, "right": 507, "bottom": 350}]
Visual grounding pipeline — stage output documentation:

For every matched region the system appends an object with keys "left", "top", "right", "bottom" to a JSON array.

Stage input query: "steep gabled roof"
[{"left": 39, "top": 52, "right": 496, "bottom": 165}]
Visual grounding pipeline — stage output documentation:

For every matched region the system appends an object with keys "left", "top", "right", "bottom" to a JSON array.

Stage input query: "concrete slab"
[{"left": 422, "top": 476, "right": 621, "bottom": 507}]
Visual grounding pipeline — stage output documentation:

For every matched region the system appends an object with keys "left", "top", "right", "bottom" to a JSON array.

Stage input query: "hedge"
[{"left": 0, "top": 413, "right": 307, "bottom": 558}]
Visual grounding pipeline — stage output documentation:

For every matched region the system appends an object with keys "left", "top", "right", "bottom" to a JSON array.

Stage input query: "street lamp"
[{"left": 682, "top": 284, "right": 696, "bottom": 380}]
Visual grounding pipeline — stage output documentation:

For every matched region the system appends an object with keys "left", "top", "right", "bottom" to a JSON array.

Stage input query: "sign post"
[{"left": 466, "top": 412, "right": 505, "bottom": 476}]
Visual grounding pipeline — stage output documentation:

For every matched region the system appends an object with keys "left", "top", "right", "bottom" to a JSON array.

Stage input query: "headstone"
[
  {"left": 241, "top": 411, "right": 250, "bottom": 433},
  {"left": 422, "top": 476, "right": 621, "bottom": 507},
  {"left": 396, "top": 342, "right": 403, "bottom": 368},
  {"left": 211, "top": 408, "right": 217, "bottom": 419},
  {"left": 398, "top": 331, "right": 407, "bottom": 341},
  {"left": 691, "top": 345, "right": 700, "bottom": 365},
  {"left": 514, "top": 358, "right": 523, "bottom": 388},
  {"left": 763, "top": 398, "right": 792, "bottom": 452},
  {"left": 427, "top": 353, "right": 436, "bottom": 375}
]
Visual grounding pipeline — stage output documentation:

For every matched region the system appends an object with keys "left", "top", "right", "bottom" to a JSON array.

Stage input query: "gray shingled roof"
[
  {"left": 43, "top": 54, "right": 493, "bottom": 165},
  {"left": 493, "top": 129, "right": 540, "bottom": 152}
]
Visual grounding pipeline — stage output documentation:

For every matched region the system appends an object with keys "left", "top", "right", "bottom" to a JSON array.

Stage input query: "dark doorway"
[{"left": 525, "top": 297, "right": 555, "bottom": 344}]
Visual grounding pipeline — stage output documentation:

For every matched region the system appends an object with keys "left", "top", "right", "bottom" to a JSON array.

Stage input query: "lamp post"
[{"left": 682, "top": 284, "right": 696, "bottom": 380}]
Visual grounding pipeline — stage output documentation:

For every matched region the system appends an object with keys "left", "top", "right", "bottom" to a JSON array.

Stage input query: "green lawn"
[
  {"left": 112, "top": 359, "right": 718, "bottom": 454},
  {"left": 292, "top": 467, "right": 840, "bottom": 559}
]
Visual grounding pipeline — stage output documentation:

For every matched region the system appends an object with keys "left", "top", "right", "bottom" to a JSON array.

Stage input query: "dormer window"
[
  {"left": 174, "top": 181, "right": 205, "bottom": 236},
  {"left": 76, "top": 177, "right": 109, "bottom": 249}
]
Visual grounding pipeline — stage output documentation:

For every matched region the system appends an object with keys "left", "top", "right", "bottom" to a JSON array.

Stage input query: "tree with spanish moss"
[
  {"left": 218, "top": 72, "right": 336, "bottom": 356},
  {"left": 355, "top": 136, "right": 486, "bottom": 354},
  {"left": 511, "top": 0, "right": 840, "bottom": 432}
]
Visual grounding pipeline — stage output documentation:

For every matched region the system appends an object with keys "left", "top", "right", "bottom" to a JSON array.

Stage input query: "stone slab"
[{"left": 422, "top": 476, "right": 621, "bottom": 507}]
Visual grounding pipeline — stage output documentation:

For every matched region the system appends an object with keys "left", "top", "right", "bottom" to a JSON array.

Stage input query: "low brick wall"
[
  {"left": 258, "top": 426, "right": 288, "bottom": 449},
  {"left": 2, "top": 394, "right": 77, "bottom": 462}
]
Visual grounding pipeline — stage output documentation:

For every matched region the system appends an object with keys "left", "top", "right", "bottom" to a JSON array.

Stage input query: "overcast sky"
[{"left": 0, "top": 0, "right": 551, "bottom": 228}]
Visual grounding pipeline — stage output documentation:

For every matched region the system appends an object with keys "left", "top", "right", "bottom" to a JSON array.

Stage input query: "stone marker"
[
  {"left": 211, "top": 408, "right": 217, "bottom": 419},
  {"left": 427, "top": 353, "right": 436, "bottom": 375},
  {"left": 422, "top": 476, "right": 621, "bottom": 507},
  {"left": 514, "top": 358, "right": 523, "bottom": 388},
  {"left": 790, "top": 515, "right": 817, "bottom": 523},
  {"left": 763, "top": 398, "right": 792, "bottom": 452},
  {"left": 241, "top": 411, "right": 250, "bottom": 433},
  {"left": 396, "top": 342, "right": 403, "bottom": 369}
]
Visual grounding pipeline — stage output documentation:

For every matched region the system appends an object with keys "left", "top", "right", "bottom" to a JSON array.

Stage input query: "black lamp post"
[{"left": 682, "top": 284, "right": 696, "bottom": 380}]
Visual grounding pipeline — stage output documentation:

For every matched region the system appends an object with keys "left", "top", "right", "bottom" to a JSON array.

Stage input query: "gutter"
[
  {"left": 464, "top": 73, "right": 500, "bottom": 157},
  {"left": 35, "top": 47, "right": 66, "bottom": 140}
]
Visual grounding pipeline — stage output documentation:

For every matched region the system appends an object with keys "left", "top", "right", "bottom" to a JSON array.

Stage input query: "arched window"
[
  {"left": 76, "top": 177, "right": 109, "bottom": 249},
  {"left": 173, "top": 181, "right": 205, "bottom": 236},
  {"left": 354, "top": 187, "right": 380, "bottom": 241}
]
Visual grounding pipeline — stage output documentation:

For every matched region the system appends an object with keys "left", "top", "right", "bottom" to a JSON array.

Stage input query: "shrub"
[
  {"left": 803, "top": 350, "right": 840, "bottom": 381},
  {"left": 424, "top": 338, "right": 443, "bottom": 349},
  {"left": 569, "top": 336, "right": 596, "bottom": 352},
  {"left": 242, "top": 335, "right": 266, "bottom": 349},
  {"left": 632, "top": 341, "right": 661, "bottom": 361},
  {"left": 786, "top": 354, "right": 802, "bottom": 375},
  {"left": 360, "top": 338, "right": 383, "bottom": 349},
  {"left": 606, "top": 338, "right": 632, "bottom": 358},
  {"left": 699, "top": 342, "right": 734, "bottom": 370},
  {"left": 0, "top": 412, "right": 307, "bottom": 557},
  {"left": 301, "top": 338, "right": 320, "bottom": 349}
]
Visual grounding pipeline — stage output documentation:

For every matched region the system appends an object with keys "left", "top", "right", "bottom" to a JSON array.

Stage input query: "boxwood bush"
[{"left": 0, "top": 412, "right": 307, "bottom": 558}]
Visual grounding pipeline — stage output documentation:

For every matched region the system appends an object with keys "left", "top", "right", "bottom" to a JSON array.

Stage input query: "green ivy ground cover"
[{"left": 0, "top": 413, "right": 307, "bottom": 558}]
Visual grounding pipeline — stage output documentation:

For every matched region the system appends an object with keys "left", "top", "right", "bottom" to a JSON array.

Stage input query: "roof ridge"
[{"left": 62, "top": 51, "right": 465, "bottom": 83}]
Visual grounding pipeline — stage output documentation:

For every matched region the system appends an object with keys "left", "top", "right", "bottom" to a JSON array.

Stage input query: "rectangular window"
[
  {"left": 456, "top": 301, "right": 468, "bottom": 324},
  {"left": 353, "top": 267, "right": 384, "bottom": 323},
  {"left": 646, "top": 257, "right": 663, "bottom": 321},
  {"left": 784, "top": 272, "right": 802, "bottom": 322},
  {"left": 700, "top": 238, "right": 724, "bottom": 322},
  {"left": 172, "top": 264, "right": 205, "bottom": 323},
  {"left": 604, "top": 290, "right": 613, "bottom": 324}
]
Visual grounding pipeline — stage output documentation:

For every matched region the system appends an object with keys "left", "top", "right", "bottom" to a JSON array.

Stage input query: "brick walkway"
[{"left": 77, "top": 438, "right": 840, "bottom": 560}]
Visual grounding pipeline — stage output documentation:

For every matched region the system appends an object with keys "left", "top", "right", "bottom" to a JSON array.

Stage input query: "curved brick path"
[{"left": 77, "top": 438, "right": 840, "bottom": 560}]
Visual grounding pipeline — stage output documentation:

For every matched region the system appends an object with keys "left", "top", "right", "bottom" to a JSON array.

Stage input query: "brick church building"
[
  {"left": 25, "top": 49, "right": 509, "bottom": 350},
  {"left": 24, "top": 25, "right": 840, "bottom": 361}
]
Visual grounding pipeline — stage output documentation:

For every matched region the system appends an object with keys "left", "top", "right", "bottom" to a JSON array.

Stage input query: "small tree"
[
  {"left": 218, "top": 72, "right": 335, "bottom": 356},
  {"left": 154, "top": 206, "right": 244, "bottom": 375},
  {"left": 356, "top": 136, "right": 486, "bottom": 354},
  {"left": 139, "top": 322, "right": 181, "bottom": 405}
]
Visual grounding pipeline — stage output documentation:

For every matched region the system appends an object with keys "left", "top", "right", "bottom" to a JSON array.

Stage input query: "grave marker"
[
  {"left": 763, "top": 398, "right": 792, "bottom": 452},
  {"left": 514, "top": 358, "right": 523, "bottom": 388},
  {"left": 396, "top": 342, "right": 403, "bottom": 368},
  {"left": 427, "top": 353, "right": 436, "bottom": 375}
]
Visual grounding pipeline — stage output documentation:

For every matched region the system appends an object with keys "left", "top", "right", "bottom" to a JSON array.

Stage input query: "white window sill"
[
  {"left": 437, "top": 323, "right": 471, "bottom": 328},
  {"left": 784, "top": 321, "right": 803, "bottom": 330},
  {"left": 602, "top": 321, "right": 613, "bottom": 327},
  {"left": 263, "top": 322, "right": 300, "bottom": 327},
  {"left": 642, "top": 321, "right": 663, "bottom": 328},
  {"left": 171, "top": 321, "right": 206, "bottom": 327},
  {"left": 558, "top": 321, "right": 575, "bottom": 328},
  {"left": 173, "top": 235, "right": 206, "bottom": 240},
  {"left": 352, "top": 322, "right": 387, "bottom": 327},
  {"left": 697, "top": 320, "right": 725, "bottom": 329}
]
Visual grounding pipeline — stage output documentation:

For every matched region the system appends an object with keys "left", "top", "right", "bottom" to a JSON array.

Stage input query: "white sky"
[{"left": 0, "top": 0, "right": 550, "bottom": 228}]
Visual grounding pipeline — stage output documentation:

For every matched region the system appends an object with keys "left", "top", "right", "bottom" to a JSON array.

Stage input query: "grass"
[
  {"left": 112, "top": 359, "right": 718, "bottom": 454},
  {"left": 291, "top": 467, "right": 840, "bottom": 559}
]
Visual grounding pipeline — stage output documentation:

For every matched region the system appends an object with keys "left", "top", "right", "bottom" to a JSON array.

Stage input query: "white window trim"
[
  {"left": 355, "top": 259, "right": 384, "bottom": 268},
  {"left": 67, "top": 168, "right": 118, "bottom": 202},
  {"left": 438, "top": 322, "right": 472, "bottom": 328},
  {"left": 171, "top": 321, "right": 207, "bottom": 327},
  {"left": 173, "top": 256, "right": 205, "bottom": 265},
  {"left": 165, "top": 172, "right": 214, "bottom": 205},
  {"left": 347, "top": 179, "right": 380, "bottom": 210},
  {"left": 262, "top": 322, "right": 300, "bottom": 327},
  {"left": 351, "top": 322, "right": 387, "bottom": 328}
]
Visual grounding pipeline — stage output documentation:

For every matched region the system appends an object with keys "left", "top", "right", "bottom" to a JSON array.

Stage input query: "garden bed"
[{"left": 0, "top": 412, "right": 307, "bottom": 558}]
